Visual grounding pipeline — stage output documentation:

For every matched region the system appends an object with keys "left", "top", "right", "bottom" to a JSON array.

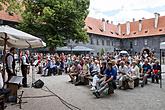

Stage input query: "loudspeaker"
[{"left": 33, "top": 79, "right": 44, "bottom": 88}]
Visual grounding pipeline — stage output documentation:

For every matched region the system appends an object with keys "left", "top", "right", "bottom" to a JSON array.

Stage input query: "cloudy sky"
[{"left": 88, "top": 0, "right": 165, "bottom": 24}]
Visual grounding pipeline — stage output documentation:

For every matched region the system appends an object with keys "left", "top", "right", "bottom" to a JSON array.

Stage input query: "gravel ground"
[{"left": 5, "top": 66, "right": 165, "bottom": 110}]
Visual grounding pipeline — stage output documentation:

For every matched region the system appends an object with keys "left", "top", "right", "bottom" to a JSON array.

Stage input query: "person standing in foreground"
[
  {"left": 21, "top": 50, "right": 30, "bottom": 87},
  {"left": 5, "top": 47, "right": 16, "bottom": 81}
]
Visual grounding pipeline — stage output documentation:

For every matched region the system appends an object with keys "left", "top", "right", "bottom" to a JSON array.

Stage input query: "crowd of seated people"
[
  {"left": 37, "top": 51, "right": 161, "bottom": 98},
  {"left": 63, "top": 51, "right": 161, "bottom": 98},
  {"left": 41, "top": 53, "right": 66, "bottom": 76}
]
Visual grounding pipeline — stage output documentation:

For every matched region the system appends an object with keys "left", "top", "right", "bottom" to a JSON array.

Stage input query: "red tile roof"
[
  {"left": 0, "top": 10, "right": 21, "bottom": 22},
  {"left": 121, "top": 16, "right": 165, "bottom": 38},
  {"left": 85, "top": 15, "right": 165, "bottom": 39},
  {"left": 0, "top": 3, "right": 21, "bottom": 22},
  {"left": 85, "top": 17, "right": 120, "bottom": 38}
]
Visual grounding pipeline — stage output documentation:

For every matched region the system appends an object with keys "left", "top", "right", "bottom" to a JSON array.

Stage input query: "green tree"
[
  {"left": 17, "top": 0, "right": 89, "bottom": 49},
  {"left": 0, "top": 0, "right": 22, "bottom": 12},
  {"left": 100, "top": 48, "right": 105, "bottom": 56}
]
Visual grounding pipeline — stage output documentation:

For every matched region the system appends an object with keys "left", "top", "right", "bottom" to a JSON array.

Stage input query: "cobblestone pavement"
[{"left": 5, "top": 66, "right": 165, "bottom": 110}]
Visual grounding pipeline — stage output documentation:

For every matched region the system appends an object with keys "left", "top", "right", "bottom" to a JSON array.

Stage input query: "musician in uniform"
[
  {"left": 5, "top": 47, "right": 16, "bottom": 81},
  {"left": 21, "top": 50, "right": 30, "bottom": 87}
]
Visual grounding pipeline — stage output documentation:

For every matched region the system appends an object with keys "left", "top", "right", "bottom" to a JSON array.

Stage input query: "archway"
[
  {"left": 141, "top": 47, "right": 150, "bottom": 54},
  {"left": 141, "top": 47, "right": 153, "bottom": 55},
  {"left": 140, "top": 47, "right": 155, "bottom": 59}
]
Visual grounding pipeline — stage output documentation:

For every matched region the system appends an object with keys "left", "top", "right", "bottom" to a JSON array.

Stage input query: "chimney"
[
  {"left": 102, "top": 18, "right": 106, "bottom": 31},
  {"left": 133, "top": 18, "right": 135, "bottom": 22},
  {"left": 154, "top": 12, "right": 160, "bottom": 28},
  {"left": 139, "top": 20, "right": 142, "bottom": 32},
  {"left": 126, "top": 21, "right": 130, "bottom": 35},
  {"left": 106, "top": 20, "right": 109, "bottom": 24},
  {"left": 117, "top": 23, "right": 121, "bottom": 35},
  {"left": 102, "top": 18, "right": 105, "bottom": 22}
]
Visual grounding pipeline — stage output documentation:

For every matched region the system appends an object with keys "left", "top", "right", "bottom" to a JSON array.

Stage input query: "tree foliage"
[
  {"left": 100, "top": 48, "right": 105, "bottom": 56},
  {"left": 0, "top": 0, "right": 22, "bottom": 12},
  {"left": 17, "top": 0, "right": 90, "bottom": 49}
]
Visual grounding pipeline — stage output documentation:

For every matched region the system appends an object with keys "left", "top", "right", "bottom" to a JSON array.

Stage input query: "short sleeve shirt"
[
  {"left": 105, "top": 67, "right": 117, "bottom": 80},
  {"left": 142, "top": 64, "right": 151, "bottom": 74}
]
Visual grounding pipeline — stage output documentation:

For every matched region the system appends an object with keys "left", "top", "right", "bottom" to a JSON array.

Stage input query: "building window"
[
  {"left": 130, "top": 42, "right": 133, "bottom": 48},
  {"left": 106, "top": 40, "right": 109, "bottom": 46},
  {"left": 134, "top": 40, "right": 137, "bottom": 45},
  {"left": 90, "top": 38, "right": 93, "bottom": 45},
  {"left": 116, "top": 41, "right": 120, "bottom": 47},
  {"left": 106, "top": 40, "right": 110, "bottom": 46},
  {"left": 152, "top": 39, "right": 155, "bottom": 45},
  {"left": 112, "top": 41, "right": 114, "bottom": 46},
  {"left": 102, "top": 40, "right": 104, "bottom": 45},
  {"left": 144, "top": 39, "right": 148, "bottom": 45},
  {"left": 0, "top": 20, "right": 3, "bottom": 24},
  {"left": 96, "top": 39, "right": 99, "bottom": 45},
  {"left": 161, "top": 39, "right": 164, "bottom": 42}
]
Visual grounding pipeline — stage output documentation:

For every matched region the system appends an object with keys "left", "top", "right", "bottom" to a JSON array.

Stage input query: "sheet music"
[{"left": 8, "top": 76, "right": 23, "bottom": 84}]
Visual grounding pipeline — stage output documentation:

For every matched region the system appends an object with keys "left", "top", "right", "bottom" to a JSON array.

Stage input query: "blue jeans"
[{"left": 152, "top": 74, "right": 159, "bottom": 83}]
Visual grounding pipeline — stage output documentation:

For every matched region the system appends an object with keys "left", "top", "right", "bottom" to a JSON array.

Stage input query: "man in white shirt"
[
  {"left": 118, "top": 61, "right": 129, "bottom": 89},
  {"left": 21, "top": 50, "right": 30, "bottom": 87},
  {"left": 5, "top": 47, "right": 16, "bottom": 81},
  {"left": 90, "top": 60, "right": 100, "bottom": 91}
]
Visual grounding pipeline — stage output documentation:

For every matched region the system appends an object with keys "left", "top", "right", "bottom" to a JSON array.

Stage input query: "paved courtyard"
[{"left": 6, "top": 67, "right": 165, "bottom": 110}]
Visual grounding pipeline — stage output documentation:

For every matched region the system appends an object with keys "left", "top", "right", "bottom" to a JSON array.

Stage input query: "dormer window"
[
  {"left": 88, "top": 26, "right": 92, "bottom": 30},
  {"left": 100, "top": 28, "right": 104, "bottom": 32},
  {"left": 133, "top": 32, "right": 136, "bottom": 35},
  {"left": 145, "top": 30, "right": 148, "bottom": 33},
  {"left": 8, "top": 12, "right": 14, "bottom": 16}
]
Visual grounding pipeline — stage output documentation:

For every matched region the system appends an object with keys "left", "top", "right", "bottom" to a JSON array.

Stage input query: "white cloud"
[
  {"left": 110, "top": 10, "right": 154, "bottom": 24},
  {"left": 159, "top": 11, "right": 165, "bottom": 15},
  {"left": 88, "top": 9, "right": 109, "bottom": 19},
  {"left": 89, "top": 0, "right": 124, "bottom": 12},
  {"left": 88, "top": 0, "right": 165, "bottom": 24}
]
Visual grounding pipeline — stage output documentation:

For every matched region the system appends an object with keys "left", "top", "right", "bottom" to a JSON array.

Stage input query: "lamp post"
[{"left": 67, "top": 40, "right": 76, "bottom": 55}]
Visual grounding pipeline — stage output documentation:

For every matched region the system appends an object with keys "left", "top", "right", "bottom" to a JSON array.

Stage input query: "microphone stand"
[
  {"left": 31, "top": 65, "right": 35, "bottom": 87},
  {"left": 31, "top": 60, "right": 38, "bottom": 87}
]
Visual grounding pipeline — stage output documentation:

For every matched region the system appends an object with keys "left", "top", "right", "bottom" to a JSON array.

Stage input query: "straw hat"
[{"left": 107, "top": 61, "right": 113, "bottom": 65}]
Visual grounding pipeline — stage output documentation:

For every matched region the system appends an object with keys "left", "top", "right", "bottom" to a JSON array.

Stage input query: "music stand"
[
  {"left": 16, "top": 91, "right": 27, "bottom": 109},
  {"left": 7, "top": 76, "right": 27, "bottom": 109}
]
